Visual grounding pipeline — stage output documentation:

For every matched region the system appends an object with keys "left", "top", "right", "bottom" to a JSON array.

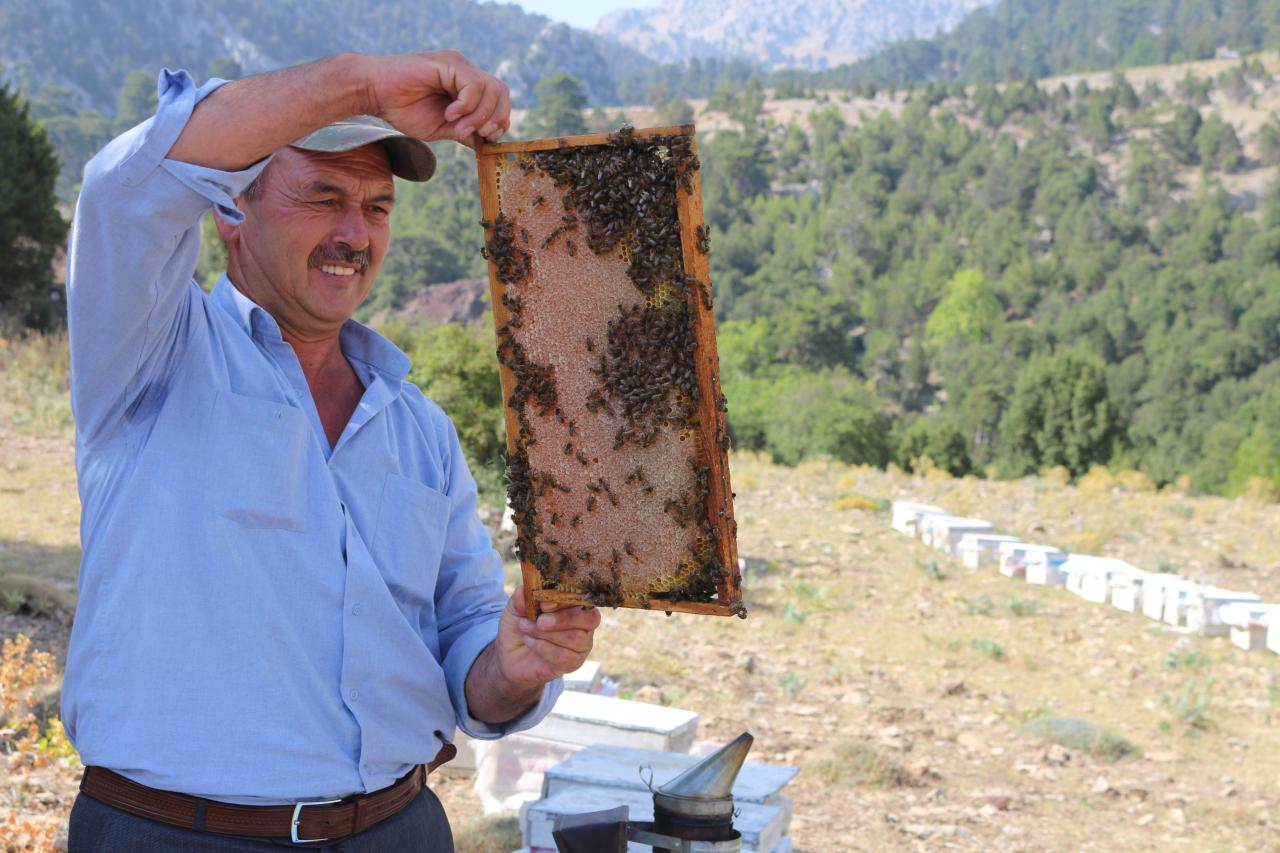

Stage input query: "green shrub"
[
  {"left": 1025, "top": 716, "right": 1139, "bottom": 759},
  {"left": 1003, "top": 596, "right": 1039, "bottom": 617},
  {"left": 779, "top": 672, "right": 807, "bottom": 696},
  {"left": 970, "top": 638, "right": 1004, "bottom": 660},
  {"left": 1163, "top": 676, "right": 1214, "bottom": 731}
]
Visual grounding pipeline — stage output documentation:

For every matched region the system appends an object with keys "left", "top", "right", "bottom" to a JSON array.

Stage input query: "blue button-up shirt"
[{"left": 61, "top": 69, "right": 559, "bottom": 804}]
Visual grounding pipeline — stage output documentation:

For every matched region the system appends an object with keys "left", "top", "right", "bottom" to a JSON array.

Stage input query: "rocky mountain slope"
[
  {"left": 596, "top": 0, "right": 997, "bottom": 70},
  {"left": 0, "top": 0, "right": 657, "bottom": 113}
]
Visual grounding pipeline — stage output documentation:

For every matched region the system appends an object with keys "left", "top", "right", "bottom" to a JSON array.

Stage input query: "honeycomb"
[{"left": 479, "top": 128, "right": 741, "bottom": 615}]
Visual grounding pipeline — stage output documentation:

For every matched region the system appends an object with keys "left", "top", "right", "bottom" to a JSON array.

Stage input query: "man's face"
[{"left": 225, "top": 144, "right": 396, "bottom": 339}]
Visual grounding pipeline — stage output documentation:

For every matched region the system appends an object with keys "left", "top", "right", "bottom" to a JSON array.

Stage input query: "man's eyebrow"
[
  {"left": 302, "top": 181, "right": 395, "bottom": 204},
  {"left": 302, "top": 181, "right": 348, "bottom": 196}
]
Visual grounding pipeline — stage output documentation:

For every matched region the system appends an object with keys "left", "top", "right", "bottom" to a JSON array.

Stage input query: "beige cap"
[{"left": 291, "top": 115, "right": 436, "bottom": 182}]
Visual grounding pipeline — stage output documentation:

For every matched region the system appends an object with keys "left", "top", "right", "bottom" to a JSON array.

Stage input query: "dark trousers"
[{"left": 68, "top": 787, "right": 455, "bottom": 852}]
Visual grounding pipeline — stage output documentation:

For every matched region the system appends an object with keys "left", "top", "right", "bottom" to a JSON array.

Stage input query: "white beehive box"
[
  {"left": 933, "top": 517, "right": 995, "bottom": 554},
  {"left": 517, "top": 840, "right": 795, "bottom": 852},
  {"left": 998, "top": 542, "right": 1062, "bottom": 580},
  {"left": 1161, "top": 580, "right": 1203, "bottom": 627},
  {"left": 918, "top": 511, "right": 955, "bottom": 547},
  {"left": 1139, "top": 574, "right": 1191, "bottom": 622},
  {"left": 957, "top": 533, "right": 1022, "bottom": 568},
  {"left": 563, "top": 660, "right": 604, "bottom": 693},
  {"left": 1082, "top": 560, "right": 1142, "bottom": 604},
  {"left": 1186, "top": 588, "right": 1263, "bottom": 637},
  {"left": 1109, "top": 571, "right": 1154, "bottom": 612},
  {"left": 1268, "top": 617, "right": 1280, "bottom": 655},
  {"left": 1025, "top": 550, "right": 1069, "bottom": 586},
  {"left": 525, "top": 691, "right": 699, "bottom": 753},
  {"left": 1060, "top": 555, "right": 1137, "bottom": 601},
  {"left": 891, "top": 501, "right": 947, "bottom": 535},
  {"left": 1220, "top": 602, "right": 1280, "bottom": 651}
]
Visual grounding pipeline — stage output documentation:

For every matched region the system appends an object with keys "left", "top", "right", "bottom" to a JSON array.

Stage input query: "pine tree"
[
  {"left": 0, "top": 85, "right": 68, "bottom": 330},
  {"left": 113, "top": 69, "right": 156, "bottom": 134},
  {"left": 522, "top": 75, "right": 588, "bottom": 139},
  {"left": 998, "top": 351, "right": 1125, "bottom": 478}
]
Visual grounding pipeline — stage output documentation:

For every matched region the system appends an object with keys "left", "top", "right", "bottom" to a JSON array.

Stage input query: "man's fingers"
[
  {"left": 522, "top": 636, "right": 589, "bottom": 672},
  {"left": 456, "top": 83, "right": 504, "bottom": 140},
  {"left": 462, "top": 81, "right": 503, "bottom": 139},
  {"left": 519, "top": 624, "right": 593, "bottom": 654},
  {"left": 483, "top": 85, "right": 511, "bottom": 141},
  {"left": 533, "top": 607, "right": 601, "bottom": 633},
  {"left": 446, "top": 76, "right": 486, "bottom": 127}
]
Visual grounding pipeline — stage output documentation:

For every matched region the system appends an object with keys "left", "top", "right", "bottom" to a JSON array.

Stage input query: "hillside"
[
  {"left": 0, "top": 0, "right": 658, "bottom": 114},
  {"left": 596, "top": 0, "right": 996, "bottom": 71},
  {"left": 804, "top": 0, "right": 1280, "bottom": 90}
]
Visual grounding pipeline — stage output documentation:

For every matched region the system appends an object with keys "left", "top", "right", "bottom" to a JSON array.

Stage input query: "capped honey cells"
[{"left": 477, "top": 125, "right": 742, "bottom": 618}]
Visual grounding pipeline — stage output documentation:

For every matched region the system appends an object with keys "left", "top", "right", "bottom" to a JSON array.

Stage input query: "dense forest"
[
  {"left": 797, "top": 0, "right": 1280, "bottom": 91},
  {"left": 360, "top": 61, "right": 1280, "bottom": 504},
  {"left": 697, "top": 65, "right": 1280, "bottom": 502}
]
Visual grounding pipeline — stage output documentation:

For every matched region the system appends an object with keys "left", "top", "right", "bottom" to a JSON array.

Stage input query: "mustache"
[{"left": 308, "top": 244, "right": 370, "bottom": 272}]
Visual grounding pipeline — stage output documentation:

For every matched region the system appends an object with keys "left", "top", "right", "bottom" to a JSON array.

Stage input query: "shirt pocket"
[
  {"left": 204, "top": 390, "right": 312, "bottom": 532},
  {"left": 371, "top": 472, "right": 450, "bottom": 616}
]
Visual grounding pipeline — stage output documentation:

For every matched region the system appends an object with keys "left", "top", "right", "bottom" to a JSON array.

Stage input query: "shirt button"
[
  {"left": 351, "top": 603, "right": 362, "bottom": 616},
  {"left": 348, "top": 689, "right": 360, "bottom": 702}
]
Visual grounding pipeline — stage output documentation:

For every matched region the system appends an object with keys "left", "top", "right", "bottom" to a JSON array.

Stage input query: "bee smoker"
[{"left": 552, "top": 732, "right": 754, "bottom": 853}]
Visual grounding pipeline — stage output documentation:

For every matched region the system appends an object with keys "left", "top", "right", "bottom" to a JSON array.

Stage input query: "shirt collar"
[
  {"left": 210, "top": 273, "right": 411, "bottom": 383},
  {"left": 211, "top": 273, "right": 262, "bottom": 335}
]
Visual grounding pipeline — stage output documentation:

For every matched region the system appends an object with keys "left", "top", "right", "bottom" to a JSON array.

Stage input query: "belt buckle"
[{"left": 291, "top": 798, "right": 342, "bottom": 843}]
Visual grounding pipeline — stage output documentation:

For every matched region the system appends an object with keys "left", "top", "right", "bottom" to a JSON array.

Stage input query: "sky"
[{"left": 510, "top": 0, "right": 663, "bottom": 30}]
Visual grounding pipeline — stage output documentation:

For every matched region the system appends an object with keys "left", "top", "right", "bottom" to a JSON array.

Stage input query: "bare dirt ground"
[{"left": 3, "top": 424, "right": 1280, "bottom": 851}]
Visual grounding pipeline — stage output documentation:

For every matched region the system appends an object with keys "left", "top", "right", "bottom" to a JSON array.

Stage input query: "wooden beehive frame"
[{"left": 477, "top": 126, "right": 742, "bottom": 618}]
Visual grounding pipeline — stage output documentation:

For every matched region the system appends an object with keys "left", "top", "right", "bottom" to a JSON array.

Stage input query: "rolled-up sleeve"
[
  {"left": 431, "top": 414, "right": 562, "bottom": 739},
  {"left": 67, "top": 69, "right": 270, "bottom": 445}
]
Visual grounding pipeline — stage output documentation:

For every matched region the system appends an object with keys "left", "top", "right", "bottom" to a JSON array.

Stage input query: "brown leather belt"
[{"left": 79, "top": 744, "right": 456, "bottom": 843}]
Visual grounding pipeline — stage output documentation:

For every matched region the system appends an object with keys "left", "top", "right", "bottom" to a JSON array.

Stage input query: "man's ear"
[{"left": 212, "top": 205, "right": 241, "bottom": 246}]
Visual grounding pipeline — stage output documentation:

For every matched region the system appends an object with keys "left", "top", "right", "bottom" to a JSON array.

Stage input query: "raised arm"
[
  {"left": 67, "top": 52, "right": 509, "bottom": 445},
  {"left": 168, "top": 51, "right": 511, "bottom": 170}
]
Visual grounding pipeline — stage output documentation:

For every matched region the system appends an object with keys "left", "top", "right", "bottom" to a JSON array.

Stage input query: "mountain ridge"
[
  {"left": 0, "top": 0, "right": 660, "bottom": 114},
  {"left": 596, "top": 0, "right": 997, "bottom": 70}
]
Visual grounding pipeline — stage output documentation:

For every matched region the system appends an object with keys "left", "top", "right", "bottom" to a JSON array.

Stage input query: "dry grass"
[
  {"left": 804, "top": 738, "right": 916, "bottom": 788},
  {"left": 451, "top": 814, "right": 522, "bottom": 853},
  {"left": 0, "top": 331, "right": 72, "bottom": 437}
]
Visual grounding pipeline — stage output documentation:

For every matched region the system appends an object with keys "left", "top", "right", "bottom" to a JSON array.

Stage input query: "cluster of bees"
[
  {"left": 479, "top": 213, "right": 530, "bottom": 285},
  {"left": 484, "top": 127, "right": 727, "bottom": 608},
  {"left": 584, "top": 302, "right": 699, "bottom": 451}
]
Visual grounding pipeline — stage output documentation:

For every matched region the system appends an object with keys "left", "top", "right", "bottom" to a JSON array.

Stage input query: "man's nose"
[{"left": 330, "top": 204, "right": 371, "bottom": 250}]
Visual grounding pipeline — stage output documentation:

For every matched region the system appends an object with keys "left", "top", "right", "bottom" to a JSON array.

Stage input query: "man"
[{"left": 62, "top": 50, "right": 599, "bottom": 850}]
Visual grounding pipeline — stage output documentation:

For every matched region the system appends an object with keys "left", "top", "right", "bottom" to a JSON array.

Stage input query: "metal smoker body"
[{"left": 552, "top": 733, "right": 755, "bottom": 853}]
